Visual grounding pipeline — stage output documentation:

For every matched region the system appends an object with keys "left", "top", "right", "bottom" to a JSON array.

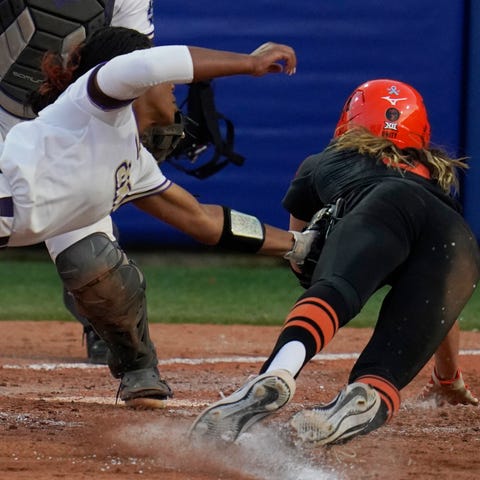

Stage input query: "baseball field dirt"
[{"left": 0, "top": 321, "right": 479, "bottom": 479}]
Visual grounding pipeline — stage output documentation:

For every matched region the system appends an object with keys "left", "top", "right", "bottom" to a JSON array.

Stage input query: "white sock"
[{"left": 265, "top": 341, "right": 306, "bottom": 378}]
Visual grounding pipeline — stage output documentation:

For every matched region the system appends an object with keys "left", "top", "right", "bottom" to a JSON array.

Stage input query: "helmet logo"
[
  {"left": 386, "top": 108, "right": 400, "bottom": 121},
  {"left": 381, "top": 85, "right": 407, "bottom": 106},
  {"left": 384, "top": 121, "right": 398, "bottom": 131},
  {"left": 381, "top": 95, "right": 408, "bottom": 106},
  {"left": 384, "top": 107, "right": 399, "bottom": 132}
]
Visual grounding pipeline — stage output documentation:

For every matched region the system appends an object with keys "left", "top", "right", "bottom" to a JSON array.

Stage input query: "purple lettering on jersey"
[
  {"left": 148, "top": 0, "right": 154, "bottom": 23},
  {"left": 113, "top": 161, "right": 132, "bottom": 211}
]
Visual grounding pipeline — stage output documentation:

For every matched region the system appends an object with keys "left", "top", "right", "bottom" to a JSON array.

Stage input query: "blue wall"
[
  {"left": 462, "top": 0, "right": 480, "bottom": 239},
  {"left": 113, "top": 0, "right": 472, "bottom": 247}
]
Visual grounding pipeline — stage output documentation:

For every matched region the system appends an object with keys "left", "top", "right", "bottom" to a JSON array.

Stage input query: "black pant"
[{"left": 308, "top": 179, "right": 480, "bottom": 389}]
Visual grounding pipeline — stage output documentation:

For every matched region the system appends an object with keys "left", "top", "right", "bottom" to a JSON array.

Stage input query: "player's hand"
[
  {"left": 249, "top": 42, "right": 297, "bottom": 76},
  {"left": 284, "top": 229, "right": 318, "bottom": 264},
  {"left": 418, "top": 368, "right": 479, "bottom": 406}
]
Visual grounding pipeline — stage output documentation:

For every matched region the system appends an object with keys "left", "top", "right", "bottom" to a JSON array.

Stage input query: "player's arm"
[
  {"left": 187, "top": 42, "right": 296, "bottom": 81},
  {"left": 419, "top": 321, "right": 478, "bottom": 406},
  {"left": 133, "top": 184, "right": 301, "bottom": 257},
  {"left": 93, "top": 42, "right": 296, "bottom": 105},
  {"left": 289, "top": 215, "right": 308, "bottom": 232}
]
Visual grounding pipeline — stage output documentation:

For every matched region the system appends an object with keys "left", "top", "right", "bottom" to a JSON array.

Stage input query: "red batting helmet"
[{"left": 334, "top": 79, "right": 431, "bottom": 149}]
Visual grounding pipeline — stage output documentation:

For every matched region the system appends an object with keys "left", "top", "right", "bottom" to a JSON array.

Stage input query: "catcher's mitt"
[{"left": 293, "top": 198, "right": 345, "bottom": 289}]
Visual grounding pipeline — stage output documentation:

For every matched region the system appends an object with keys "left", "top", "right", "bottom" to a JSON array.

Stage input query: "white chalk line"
[
  {"left": 18, "top": 396, "right": 208, "bottom": 407},
  {"left": 2, "top": 350, "right": 480, "bottom": 407},
  {"left": 2, "top": 349, "right": 480, "bottom": 372},
  {"left": 0, "top": 353, "right": 351, "bottom": 408}
]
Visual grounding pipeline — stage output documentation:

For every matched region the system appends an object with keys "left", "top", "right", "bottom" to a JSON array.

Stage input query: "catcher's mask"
[
  {"left": 165, "top": 80, "right": 245, "bottom": 179},
  {"left": 334, "top": 79, "right": 431, "bottom": 149},
  {"left": 141, "top": 81, "right": 245, "bottom": 179},
  {"left": 140, "top": 111, "right": 185, "bottom": 164}
]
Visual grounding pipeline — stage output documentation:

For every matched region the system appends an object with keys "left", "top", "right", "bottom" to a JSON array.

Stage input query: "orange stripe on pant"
[
  {"left": 283, "top": 297, "right": 339, "bottom": 354},
  {"left": 356, "top": 375, "right": 401, "bottom": 420}
]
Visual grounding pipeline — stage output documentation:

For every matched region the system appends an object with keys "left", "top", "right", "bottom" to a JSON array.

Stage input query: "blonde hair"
[{"left": 332, "top": 127, "right": 467, "bottom": 193}]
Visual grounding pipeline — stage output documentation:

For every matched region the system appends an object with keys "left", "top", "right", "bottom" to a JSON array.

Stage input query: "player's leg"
[
  {"left": 189, "top": 282, "right": 377, "bottom": 443},
  {"left": 301, "top": 248, "right": 477, "bottom": 445},
  {"left": 60, "top": 220, "right": 121, "bottom": 364},
  {"left": 349, "top": 202, "right": 480, "bottom": 388},
  {"left": 62, "top": 286, "right": 108, "bottom": 364},
  {"left": 46, "top": 218, "right": 114, "bottom": 364},
  {"left": 290, "top": 187, "right": 480, "bottom": 446},
  {"left": 312, "top": 200, "right": 480, "bottom": 444},
  {"left": 47, "top": 221, "right": 172, "bottom": 407},
  {"left": 191, "top": 181, "right": 418, "bottom": 442}
]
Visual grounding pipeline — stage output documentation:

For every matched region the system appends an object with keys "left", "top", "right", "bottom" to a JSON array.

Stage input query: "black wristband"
[{"left": 217, "top": 206, "right": 266, "bottom": 253}]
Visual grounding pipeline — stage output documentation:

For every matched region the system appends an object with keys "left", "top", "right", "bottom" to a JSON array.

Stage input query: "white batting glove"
[{"left": 284, "top": 230, "right": 318, "bottom": 265}]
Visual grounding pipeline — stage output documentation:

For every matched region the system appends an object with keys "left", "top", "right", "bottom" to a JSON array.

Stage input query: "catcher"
[
  {"left": 190, "top": 78, "right": 480, "bottom": 445},
  {"left": 0, "top": 0, "right": 155, "bottom": 365},
  {"left": 0, "top": 27, "right": 317, "bottom": 408}
]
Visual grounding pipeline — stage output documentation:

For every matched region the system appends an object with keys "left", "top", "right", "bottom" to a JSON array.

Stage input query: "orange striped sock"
[
  {"left": 356, "top": 375, "right": 401, "bottom": 420},
  {"left": 282, "top": 297, "right": 339, "bottom": 354}
]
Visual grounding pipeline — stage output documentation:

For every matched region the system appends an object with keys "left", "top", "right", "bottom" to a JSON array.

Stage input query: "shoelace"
[{"left": 115, "top": 384, "right": 122, "bottom": 405}]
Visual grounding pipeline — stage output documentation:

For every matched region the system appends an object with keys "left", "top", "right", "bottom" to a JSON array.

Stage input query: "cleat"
[
  {"left": 418, "top": 368, "right": 479, "bottom": 406},
  {"left": 291, "top": 382, "right": 381, "bottom": 446},
  {"left": 117, "top": 367, "right": 173, "bottom": 409},
  {"left": 189, "top": 369, "right": 296, "bottom": 442}
]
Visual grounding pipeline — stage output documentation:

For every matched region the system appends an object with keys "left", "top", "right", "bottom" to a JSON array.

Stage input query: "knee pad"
[
  {"left": 56, "top": 233, "right": 157, "bottom": 376},
  {"left": 55, "top": 233, "right": 145, "bottom": 328}
]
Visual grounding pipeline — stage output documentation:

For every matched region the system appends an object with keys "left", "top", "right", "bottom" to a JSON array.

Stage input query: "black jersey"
[{"left": 283, "top": 143, "right": 461, "bottom": 222}]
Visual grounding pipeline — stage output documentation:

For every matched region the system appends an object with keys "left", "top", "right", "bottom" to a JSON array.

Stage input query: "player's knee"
[
  {"left": 56, "top": 233, "right": 123, "bottom": 288},
  {"left": 55, "top": 233, "right": 145, "bottom": 321},
  {"left": 303, "top": 276, "right": 362, "bottom": 326}
]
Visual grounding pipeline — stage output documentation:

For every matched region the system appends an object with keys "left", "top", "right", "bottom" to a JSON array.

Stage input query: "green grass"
[{"left": 1, "top": 248, "right": 479, "bottom": 330}]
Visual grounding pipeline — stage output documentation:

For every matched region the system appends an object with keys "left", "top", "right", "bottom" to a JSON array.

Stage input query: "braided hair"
[{"left": 29, "top": 26, "right": 152, "bottom": 114}]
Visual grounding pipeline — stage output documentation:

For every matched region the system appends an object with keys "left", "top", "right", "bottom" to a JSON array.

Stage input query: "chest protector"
[{"left": 0, "top": 0, "right": 114, "bottom": 119}]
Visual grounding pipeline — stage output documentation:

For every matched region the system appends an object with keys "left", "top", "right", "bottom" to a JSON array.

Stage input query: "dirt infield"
[{"left": 0, "top": 321, "right": 479, "bottom": 480}]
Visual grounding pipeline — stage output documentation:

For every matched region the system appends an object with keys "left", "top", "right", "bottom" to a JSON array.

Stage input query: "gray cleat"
[
  {"left": 118, "top": 367, "right": 173, "bottom": 409},
  {"left": 291, "top": 382, "right": 382, "bottom": 446},
  {"left": 189, "top": 369, "right": 296, "bottom": 442}
]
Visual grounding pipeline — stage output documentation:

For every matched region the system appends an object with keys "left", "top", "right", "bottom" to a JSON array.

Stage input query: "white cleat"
[
  {"left": 291, "top": 382, "right": 381, "bottom": 446},
  {"left": 189, "top": 369, "right": 296, "bottom": 443}
]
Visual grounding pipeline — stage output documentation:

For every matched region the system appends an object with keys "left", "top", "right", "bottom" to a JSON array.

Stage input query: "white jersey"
[
  {"left": 111, "top": 0, "right": 154, "bottom": 38},
  {"left": 0, "top": 45, "right": 194, "bottom": 247}
]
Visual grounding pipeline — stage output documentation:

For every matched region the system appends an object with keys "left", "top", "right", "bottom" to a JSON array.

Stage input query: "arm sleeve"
[{"left": 96, "top": 45, "right": 194, "bottom": 101}]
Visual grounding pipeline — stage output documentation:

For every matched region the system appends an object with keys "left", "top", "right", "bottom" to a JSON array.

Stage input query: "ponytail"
[{"left": 29, "top": 45, "right": 82, "bottom": 114}]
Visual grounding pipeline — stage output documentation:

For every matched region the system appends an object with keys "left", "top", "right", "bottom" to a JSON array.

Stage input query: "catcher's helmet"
[{"left": 334, "top": 79, "right": 431, "bottom": 149}]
